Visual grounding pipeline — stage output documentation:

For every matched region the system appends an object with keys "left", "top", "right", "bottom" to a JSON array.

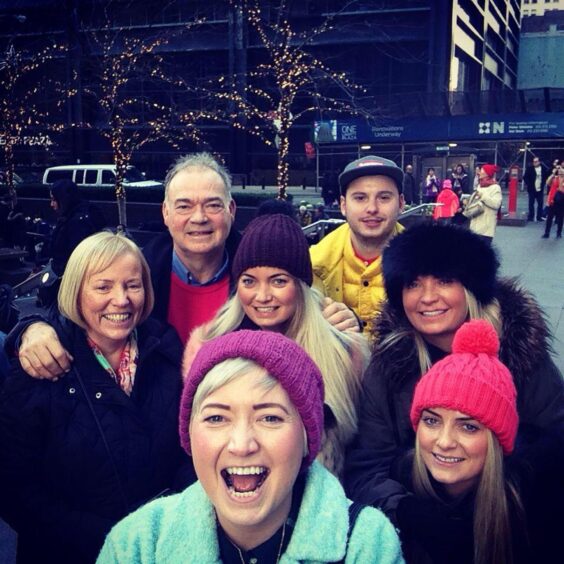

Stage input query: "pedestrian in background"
[
  {"left": 542, "top": 164, "right": 564, "bottom": 239},
  {"left": 466, "top": 164, "right": 502, "bottom": 245},
  {"left": 523, "top": 156, "right": 549, "bottom": 222},
  {"left": 433, "top": 179, "right": 459, "bottom": 224},
  {"left": 422, "top": 168, "right": 440, "bottom": 203},
  {"left": 450, "top": 163, "right": 470, "bottom": 198},
  {"left": 402, "top": 164, "right": 417, "bottom": 205}
]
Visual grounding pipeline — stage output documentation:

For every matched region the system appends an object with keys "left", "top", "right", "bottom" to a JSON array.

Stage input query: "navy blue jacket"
[{"left": 0, "top": 315, "right": 195, "bottom": 564}]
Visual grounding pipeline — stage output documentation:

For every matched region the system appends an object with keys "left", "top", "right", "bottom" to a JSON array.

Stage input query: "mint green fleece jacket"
[{"left": 97, "top": 461, "right": 404, "bottom": 564}]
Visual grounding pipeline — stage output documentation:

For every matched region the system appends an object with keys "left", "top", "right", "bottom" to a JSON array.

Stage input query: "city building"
[
  {"left": 521, "top": 0, "right": 564, "bottom": 17},
  {"left": 1, "top": 0, "right": 562, "bottom": 185}
]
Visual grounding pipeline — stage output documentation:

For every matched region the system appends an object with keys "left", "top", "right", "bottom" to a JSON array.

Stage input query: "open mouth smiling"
[{"left": 221, "top": 466, "right": 269, "bottom": 498}]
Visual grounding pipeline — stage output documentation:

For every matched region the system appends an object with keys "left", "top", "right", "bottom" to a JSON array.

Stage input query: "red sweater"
[{"left": 167, "top": 272, "right": 230, "bottom": 344}]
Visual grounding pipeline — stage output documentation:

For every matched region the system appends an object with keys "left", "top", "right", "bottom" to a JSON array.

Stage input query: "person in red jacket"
[
  {"left": 433, "top": 179, "right": 460, "bottom": 224},
  {"left": 542, "top": 164, "right": 564, "bottom": 239}
]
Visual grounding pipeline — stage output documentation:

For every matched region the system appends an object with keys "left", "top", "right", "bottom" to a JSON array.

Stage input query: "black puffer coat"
[
  {"left": 344, "top": 278, "right": 564, "bottom": 516},
  {"left": 0, "top": 316, "right": 195, "bottom": 564}
]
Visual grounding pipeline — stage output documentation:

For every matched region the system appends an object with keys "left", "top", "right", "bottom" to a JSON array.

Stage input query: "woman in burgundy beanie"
[
  {"left": 395, "top": 320, "right": 563, "bottom": 564},
  {"left": 183, "top": 213, "right": 369, "bottom": 478}
]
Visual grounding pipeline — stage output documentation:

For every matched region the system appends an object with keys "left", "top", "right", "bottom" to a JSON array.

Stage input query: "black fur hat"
[{"left": 383, "top": 223, "right": 500, "bottom": 313}]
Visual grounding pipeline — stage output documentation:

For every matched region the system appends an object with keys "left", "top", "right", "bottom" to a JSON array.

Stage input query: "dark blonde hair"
[
  {"left": 413, "top": 428, "right": 522, "bottom": 564},
  {"left": 58, "top": 232, "right": 154, "bottom": 329}
]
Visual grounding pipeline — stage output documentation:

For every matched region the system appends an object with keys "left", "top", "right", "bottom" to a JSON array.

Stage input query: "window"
[
  {"left": 46, "top": 170, "right": 73, "bottom": 183},
  {"left": 74, "top": 170, "right": 85, "bottom": 184},
  {"left": 101, "top": 170, "right": 115, "bottom": 185},
  {"left": 84, "top": 170, "right": 98, "bottom": 184}
]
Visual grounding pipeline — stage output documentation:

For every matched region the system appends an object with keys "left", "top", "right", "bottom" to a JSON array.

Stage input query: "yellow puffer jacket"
[{"left": 310, "top": 222, "right": 403, "bottom": 333}]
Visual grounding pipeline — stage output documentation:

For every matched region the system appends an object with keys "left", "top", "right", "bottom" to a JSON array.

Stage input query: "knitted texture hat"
[
  {"left": 481, "top": 164, "right": 499, "bottom": 178},
  {"left": 339, "top": 155, "right": 404, "bottom": 195},
  {"left": 442, "top": 179, "right": 452, "bottom": 190},
  {"left": 383, "top": 223, "right": 500, "bottom": 313},
  {"left": 179, "top": 330, "right": 324, "bottom": 466},
  {"left": 232, "top": 213, "right": 313, "bottom": 285},
  {"left": 410, "top": 320, "right": 518, "bottom": 454}
]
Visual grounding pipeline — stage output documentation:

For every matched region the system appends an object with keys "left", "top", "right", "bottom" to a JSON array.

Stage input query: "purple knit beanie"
[
  {"left": 231, "top": 214, "right": 313, "bottom": 286},
  {"left": 410, "top": 320, "right": 518, "bottom": 454},
  {"left": 179, "top": 330, "right": 324, "bottom": 467}
]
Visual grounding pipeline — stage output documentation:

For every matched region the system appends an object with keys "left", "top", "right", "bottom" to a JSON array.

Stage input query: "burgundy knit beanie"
[
  {"left": 231, "top": 214, "right": 313, "bottom": 286},
  {"left": 179, "top": 330, "right": 324, "bottom": 467},
  {"left": 410, "top": 320, "right": 518, "bottom": 454}
]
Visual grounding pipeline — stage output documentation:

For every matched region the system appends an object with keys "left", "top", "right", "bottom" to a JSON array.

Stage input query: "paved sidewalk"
[{"left": 494, "top": 220, "right": 564, "bottom": 373}]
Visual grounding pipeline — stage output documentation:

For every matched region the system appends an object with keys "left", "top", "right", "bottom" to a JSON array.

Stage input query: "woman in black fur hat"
[{"left": 345, "top": 223, "right": 564, "bottom": 520}]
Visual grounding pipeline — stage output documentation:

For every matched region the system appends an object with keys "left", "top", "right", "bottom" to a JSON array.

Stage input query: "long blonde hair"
[
  {"left": 413, "top": 431, "right": 522, "bottom": 564},
  {"left": 202, "top": 279, "right": 369, "bottom": 476},
  {"left": 379, "top": 288, "right": 502, "bottom": 375}
]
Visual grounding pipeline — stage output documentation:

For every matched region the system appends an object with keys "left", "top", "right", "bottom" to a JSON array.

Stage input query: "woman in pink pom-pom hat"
[{"left": 394, "top": 320, "right": 563, "bottom": 564}]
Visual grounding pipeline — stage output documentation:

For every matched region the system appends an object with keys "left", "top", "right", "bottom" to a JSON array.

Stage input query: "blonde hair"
[
  {"left": 413, "top": 430, "right": 522, "bottom": 564},
  {"left": 58, "top": 232, "right": 154, "bottom": 329},
  {"left": 379, "top": 288, "right": 502, "bottom": 375},
  {"left": 201, "top": 279, "right": 369, "bottom": 476},
  {"left": 189, "top": 358, "right": 308, "bottom": 457}
]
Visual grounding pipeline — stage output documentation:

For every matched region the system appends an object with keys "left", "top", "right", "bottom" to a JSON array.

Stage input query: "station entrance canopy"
[{"left": 314, "top": 113, "right": 564, "bottom": 144}]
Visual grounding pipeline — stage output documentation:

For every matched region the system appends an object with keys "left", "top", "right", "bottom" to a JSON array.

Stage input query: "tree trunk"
[
  {"left": 2, "top": 140, "right": 17, "bottom": 210},
  {"left": 276, "top": 130, "right": 289, "bottom": 200}
]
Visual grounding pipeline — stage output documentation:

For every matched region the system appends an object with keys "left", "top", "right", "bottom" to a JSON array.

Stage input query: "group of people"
[
  {"left": 0, "top": 151, "right": 562, "bottom": 563},
  {"left": 402, "top": 163, "right": 472, "bottom": 207}
]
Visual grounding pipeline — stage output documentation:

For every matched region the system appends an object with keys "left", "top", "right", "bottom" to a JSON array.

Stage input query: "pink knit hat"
[
  {"left": 179, "top": 330, "right": 324, "bottom": 467},
  {"left": 442, "top": 179, "right": 452, "bottom": 190},
  {"left": 410, "top": 320, "right": 518, "bottom": 454}
]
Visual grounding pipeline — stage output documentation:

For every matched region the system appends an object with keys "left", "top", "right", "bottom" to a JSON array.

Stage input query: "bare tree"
[
  {"left": 0, "top": 42, "right": 67, "bottom": 207},
  {"left": 223, "top": 0, "right": 371, "bottom": 198}
]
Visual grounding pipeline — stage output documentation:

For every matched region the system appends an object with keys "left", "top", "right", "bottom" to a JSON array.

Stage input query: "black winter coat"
[
  {"left": 0, "top": 316, "right": 195, "bottom": 564},
  {"left": 523, "top": 164, "right": 550, "bottom": 194},
  {"left": 142, "top": 228, "right": 242, "bottom": 324},
  {"left": 344, "top": 279, "right": 564, "bottom": 516}
]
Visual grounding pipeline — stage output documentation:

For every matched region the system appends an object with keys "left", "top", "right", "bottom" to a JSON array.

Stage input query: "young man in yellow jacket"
[{"left": 310, "top": 156, "right": 405, "bottom": 333}]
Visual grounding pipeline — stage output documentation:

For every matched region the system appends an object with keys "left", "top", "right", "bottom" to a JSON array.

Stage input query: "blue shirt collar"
[{"left": 172, "top": 249, "right": 230, "bottom": 286}]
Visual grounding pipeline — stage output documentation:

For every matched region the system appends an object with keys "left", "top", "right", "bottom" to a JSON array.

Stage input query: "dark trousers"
[
  {"left": 544, "top": 203, "right": 564, "bottom": 236},
  {"left": 528, "top": 190, "right": 544, "bottom": 220}
]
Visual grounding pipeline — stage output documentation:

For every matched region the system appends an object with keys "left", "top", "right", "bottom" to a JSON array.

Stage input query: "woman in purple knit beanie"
[
  {"left": 182, "top": 213, "right": 369, "bottom": 479},
  {"left": 97, "top": 330, "right": 403, "bottom": 564}
]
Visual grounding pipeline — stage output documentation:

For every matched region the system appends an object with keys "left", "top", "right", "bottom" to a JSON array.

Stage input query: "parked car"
[{"left": 42, "top": 165, "right": 162, "bottom": 189}]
